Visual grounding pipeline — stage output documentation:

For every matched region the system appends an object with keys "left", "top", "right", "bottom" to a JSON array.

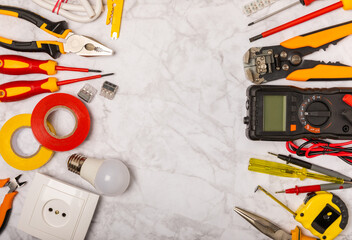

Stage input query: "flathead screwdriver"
[
  {"left": 0, "top": 55, "right": 101, "bottom": 75},
  {"left": 248, "top": 0, "right": 318, "bottom": 26}
]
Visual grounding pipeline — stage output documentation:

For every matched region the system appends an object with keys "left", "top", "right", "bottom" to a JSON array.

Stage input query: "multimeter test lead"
[
  {"left": 268, "top": 152, "right": 352, "bottom": 182},
  {"left": 276, "top": 183, "right": 352, "bottom": 195}
]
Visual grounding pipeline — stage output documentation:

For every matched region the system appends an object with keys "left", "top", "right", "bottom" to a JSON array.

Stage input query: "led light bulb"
[{"left": 67, "top": 154, "right": 130, "bottom": 196}]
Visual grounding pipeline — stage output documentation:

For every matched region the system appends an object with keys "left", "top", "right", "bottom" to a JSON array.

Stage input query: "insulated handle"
[
  {"left": 291, "top": 226, "right": 318, "bottom": 240},
  {"left": 0, "top": 38, "right": 65, "bottom": 59},
  {"left": 0, "top": 55, "right": 58, "bottom": 75},
  {"left": 281, "top": 20, "right": 352, "bottom": 49},
  {"left": 300, "top": 0, "right": 317, "bottom": 6},
  {"left": 0, "top": 5, "right": 71, "bottom": 39},
  {"left": 0, "top": 78, "right": 59, "bottom": 102},
  {"left": 0, "top": 192, "right": 17, "bottom": 234},
  {"left": 0, "top": 179, "right": 9, "bottom": 188},
  {"left": 287, "top": 65, "right": 352, "bottom": 81}
]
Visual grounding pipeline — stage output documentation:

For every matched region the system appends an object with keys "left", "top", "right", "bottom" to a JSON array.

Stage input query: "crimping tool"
[
  {"left": 244, "top": 20, "right": 352, "bottom": 84},
  {"left": 0, "top": 174, "right": 26, "bottom": 234}
]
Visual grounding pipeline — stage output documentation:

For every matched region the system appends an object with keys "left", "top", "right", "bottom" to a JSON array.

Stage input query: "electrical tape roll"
[
  {"left": 0, "top": 114, "right": 54, "bottom": 170},
  {"left": 31, "top": 93, "right": 91, "bottom": 151}
]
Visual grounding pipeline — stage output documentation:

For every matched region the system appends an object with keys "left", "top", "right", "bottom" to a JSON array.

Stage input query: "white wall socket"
[{"left": 18, "top": 173, "right": 99, "bottom": 240}]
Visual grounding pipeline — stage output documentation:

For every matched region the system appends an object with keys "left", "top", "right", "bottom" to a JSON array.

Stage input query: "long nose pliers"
[
  {"left": 0, "top": 5, "right": 113, "bottom": 59},
  {"left": 0, "top": 174, "right": 26, "bottom": 234}
]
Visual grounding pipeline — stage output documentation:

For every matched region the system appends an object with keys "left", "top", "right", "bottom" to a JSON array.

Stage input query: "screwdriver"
[
  {"left": 248, "top": 0, "right": 318, "bottom": 26},
  {"left": 248, "top": 158, "right": 348, "bottom": 183},
  {"left": 0, "top": 73, "right": 113, "bottom": 102},
  {"left": 276, "top": 183, "right": 352, "bottom": 195},
  {"left": 250, "top": 0, "right": 351, "bottom": 42},
  {"left": 268, "top": 152, "right": 352, "bottom": 181},
  {"left": 0, "top": 55, "right": 101, "bottom": 75}
]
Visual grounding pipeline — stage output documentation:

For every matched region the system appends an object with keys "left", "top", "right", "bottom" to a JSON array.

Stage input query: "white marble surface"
[{"left": 1, "top": 0, "right": 352, "bottom": 239}]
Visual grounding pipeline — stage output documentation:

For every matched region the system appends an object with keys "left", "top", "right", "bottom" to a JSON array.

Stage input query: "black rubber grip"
[
  {"left": 0, "top": 209, "right": 11, "bottom": 234},
  {"left": 0, "top": 41, "right": 62, "bottom": 59},
  {"left": 0, "top": 5, "right": 69, "bottom": 37}
]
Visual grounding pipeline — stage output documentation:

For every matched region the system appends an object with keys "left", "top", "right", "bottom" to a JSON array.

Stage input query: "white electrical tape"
[{"left": 32, "top": 0, "right": 103, "bottom": 23}]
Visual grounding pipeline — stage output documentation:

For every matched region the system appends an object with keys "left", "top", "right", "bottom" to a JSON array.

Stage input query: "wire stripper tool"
[
  {"left": 106, "top": 0, "right": 124, "bottom": 40},
  {"left": 234, "top": 207, "right": 317, "bottom": 240},
  {"left": 0, "top": 174, "right": 26, "bottom": 234},
  {"left": 0, "top": 5, "right": 113, "bottom": 59},
  {"left": 244, "top": 20, "right": 352, "bottom": 84}
]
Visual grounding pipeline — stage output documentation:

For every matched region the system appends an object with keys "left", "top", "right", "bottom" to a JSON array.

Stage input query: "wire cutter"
[
  {"left": 234, "top": 207, "right": 317, "bottom": 240},
  {"left": 0, "top": 174, "right": 26, "bottom": 234},
  {"left": 0, "top": 5, "right": 113, "bottom": 59},
  {"left": 244, "top": 20, "right": 352, "bottom": 84}
]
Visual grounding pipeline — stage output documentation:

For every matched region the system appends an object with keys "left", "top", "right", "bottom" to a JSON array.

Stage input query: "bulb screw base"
[{"left": 67, "top": 154, "right": 87, "bottom": 175}]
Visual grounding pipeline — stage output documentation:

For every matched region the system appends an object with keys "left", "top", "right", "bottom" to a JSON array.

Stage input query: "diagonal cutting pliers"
[
  {"left": 0, "top": 5, "right": 113, "bottom": 59},
  {"left": 244, "top": 20, "right": 352, "bottom": 84},
  {"left": 0, "top": 174, "right": 26, "bottom": 234}
]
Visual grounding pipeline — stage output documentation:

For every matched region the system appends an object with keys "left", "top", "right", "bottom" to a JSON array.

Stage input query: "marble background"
[{"left": 1, "top": 0, "right": 352, "bottom": 239}]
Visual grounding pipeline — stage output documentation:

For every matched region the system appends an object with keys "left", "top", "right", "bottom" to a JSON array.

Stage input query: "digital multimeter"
[{"left": 244, "top": 85, "right": 352, "bottom": 141}]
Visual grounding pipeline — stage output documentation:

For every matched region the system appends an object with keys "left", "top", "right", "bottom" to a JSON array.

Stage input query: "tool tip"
[
  {"left": 88, "top": 69, "right": 102, "bottom": 73},
  {"left": 101, "top": 73, "right": 114, "bottom": 77},
  {"left": 268, "top": 152, "right": 278, "bottom": 156},
  {"left": 248, "top": 22, "right": 254, "bottom": 26},
  {"left": 275, "top": 191, "right": 284, "bottom": 194},
  {"left": 249, "top": 34, "right": 263, "bottom": 42}
]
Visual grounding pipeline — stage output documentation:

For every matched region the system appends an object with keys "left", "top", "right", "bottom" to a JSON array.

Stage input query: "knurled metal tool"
[
  {"left": 234, "top": 207, "right": 317, "bottom": 240},
  {"left": 244, "top": 20, "right": 352, "bottom": 84},
  {"left": 0, "top": 5, "right": 113, "bottom": 59},
  {"left": 0, "top": 174, "right": 27, "bottom": 234}
]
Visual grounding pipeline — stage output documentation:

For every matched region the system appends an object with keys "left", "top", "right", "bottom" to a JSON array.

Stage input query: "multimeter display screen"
[{"left": 263, "top": 95, "right": 287, "bottom": 132}]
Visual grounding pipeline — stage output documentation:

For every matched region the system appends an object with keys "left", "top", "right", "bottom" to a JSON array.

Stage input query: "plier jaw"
[{"left": 0, "top": 174, "right": 26, "bottom": 234}]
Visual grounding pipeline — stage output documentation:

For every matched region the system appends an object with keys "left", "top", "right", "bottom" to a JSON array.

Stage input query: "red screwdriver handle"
[
  {"left": 286, "top": 185, "right": 321, "bottom": 194},
  {"left": 301, "top": 0, "right": 316, "bottom": 6},
  {"left": 0, "top": 55, "right": 57, "bottom": 75},
  {"left": 0, "top": 78, "right": 59, "bottom": 102}
]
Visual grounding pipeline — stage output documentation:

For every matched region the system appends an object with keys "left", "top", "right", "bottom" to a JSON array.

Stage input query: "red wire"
[{"left": 286, "top": 139, "right": 352, "bottom": 159}]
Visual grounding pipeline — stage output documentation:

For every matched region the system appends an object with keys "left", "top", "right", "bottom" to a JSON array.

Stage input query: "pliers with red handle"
[{"left": 0, "top": 174, "right": 26, "bottom": 234}]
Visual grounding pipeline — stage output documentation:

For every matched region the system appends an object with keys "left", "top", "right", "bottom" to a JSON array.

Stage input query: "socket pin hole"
[
  {"left": 55, "top": 210, "right": 59, "bottom": 215},
  {"left": 49, "top": 208, "right": 53, "bottom": 212},
  {"left": 62, "top": 213, "right": 66, "bottom": 217}
]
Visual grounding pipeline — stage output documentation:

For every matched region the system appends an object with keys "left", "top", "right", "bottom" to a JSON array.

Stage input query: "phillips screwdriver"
[
  {"left": 0, "top": 73, "right": 113, "bottom": 102},
  {"left": 0, "top": 55, "right": 101, "bottom": 75},
  {"left": 250, "top": 0, "right": 352, "bottom": 42},
  {"left": 276, "top": 183, "right": 352, "bottom": 195},
  {"left": 248, "top": 0, "right": 318, "bottom": 26},
  {"left": 268, "top": 152, "right": 352, "bottom": 181}
]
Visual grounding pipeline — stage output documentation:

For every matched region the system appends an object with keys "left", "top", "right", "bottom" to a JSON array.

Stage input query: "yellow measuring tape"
[{"left": 0, "top": 114, "right": 54, "bottom": 170}]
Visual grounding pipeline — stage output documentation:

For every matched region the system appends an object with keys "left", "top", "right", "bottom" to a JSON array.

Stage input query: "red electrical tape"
[{"left": 31, "top": 93, "right": 90, "bottom": 152}]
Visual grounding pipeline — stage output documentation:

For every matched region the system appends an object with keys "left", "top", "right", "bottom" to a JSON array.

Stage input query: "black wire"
[{"left": 288, "top": 139, "right": 352, "bottom": 166}]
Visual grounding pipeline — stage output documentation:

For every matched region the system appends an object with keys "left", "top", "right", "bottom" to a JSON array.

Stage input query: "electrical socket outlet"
[{"left": 18, "top": 173, "right": 99, "bottom": 240}]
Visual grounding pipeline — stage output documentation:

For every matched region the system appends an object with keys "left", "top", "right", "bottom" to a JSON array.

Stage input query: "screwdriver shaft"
[{"left": 248, "top": 1, "right": 300, "bottom": 26}]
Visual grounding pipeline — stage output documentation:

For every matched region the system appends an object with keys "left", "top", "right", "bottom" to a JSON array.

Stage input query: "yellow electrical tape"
[{"left": 0, "top": 114, "right": 54, "bottom": 171}]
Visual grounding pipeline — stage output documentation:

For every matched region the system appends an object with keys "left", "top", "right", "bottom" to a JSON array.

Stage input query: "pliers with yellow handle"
[
  {"left": 244, "top": 20, "right": 352, "bottom": 84},
  {"left": 0, "top": 174, "right": 26, "bottom": 234},
  {"left": 0, "top": 5, "right": 113, "bottom": 59}
]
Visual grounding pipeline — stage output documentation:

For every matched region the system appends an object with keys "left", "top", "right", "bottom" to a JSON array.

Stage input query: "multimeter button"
[
  {"left": 290, "top": 124, "right": 296, "bottom": 131},
  {"left": 291, "top": 116, "right": 296, "bottom": 121}
]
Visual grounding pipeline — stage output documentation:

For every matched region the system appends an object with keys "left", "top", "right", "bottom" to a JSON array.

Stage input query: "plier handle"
[
  {"left": 0, "top": 5, "right": 113, "bottom": 59},
  {"left": 0, "top": 175, "right": 26, "bottom": 234},
  {"left": 244, "top": 20, "right": 352, "bottom": 84}
]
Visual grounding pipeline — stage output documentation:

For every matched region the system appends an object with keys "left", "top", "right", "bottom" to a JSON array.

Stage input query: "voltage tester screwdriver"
[
  {"left": 250, "top": 0, "right": 352, "bottom": 42},
  {"left": 0, "top": 55, "right": 101, "bottom": 75},
  {"left": 248, "top": 0, "right": 318, "bottom": 26},
  {"left": 0, "top": 73, "right": 113, "bottom": 102},
  {"left": 268, "top": 152, "right": 352, "bottom": 181}
]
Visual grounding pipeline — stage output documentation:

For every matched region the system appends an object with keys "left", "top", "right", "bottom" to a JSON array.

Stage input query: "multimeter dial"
[{"left": 299, "top": 95, "right": 332, "bottom": 132}]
